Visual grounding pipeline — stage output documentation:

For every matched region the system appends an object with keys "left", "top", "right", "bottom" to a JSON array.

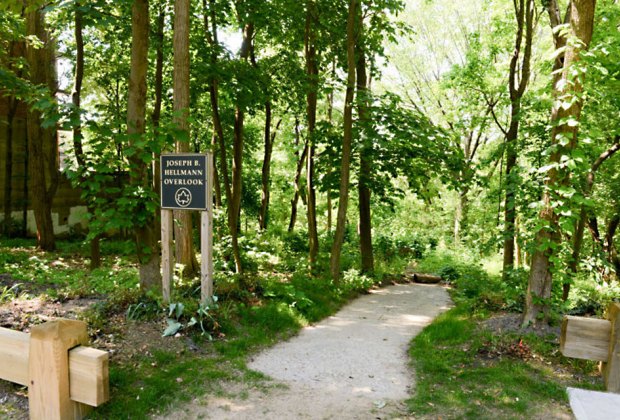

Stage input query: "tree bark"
[
  {"left": 502, "top": 0, "right": 535, "bottom": 277},
  {"left": 228, "top": 22, "right": 255, "bottom": 274},
  {"left": 356, "top": 14, "right": 373, "bottom": 274},
  {"left": 127, "top": 0, "right": 160, "bottom": 291},
  {"left": 259, "top": 102, "right": 282, "bottom": 231},
  {"left": 25, "top": 5, "right": 58, "bottom": 251},
  {"left": 567, "top": 139, "right": 620, "bottom": 298},
  {"left": 150, "top": 0, "right": 165, "bottom": 251},
  {"left": 3, "top": 96, "right": 17, "bottom": 236},
  {"left": 71, "top": 3, "right": 101, "bottom": 269},
  {"left": 288, "top": 119, "right": 308, "bottom": 232},
  {"left": 305, "top": 0, "right": 320, "bottom": 270},
  {"left": 173, "top": 0, "right": 199, "bottom": 278},
  {"left": 330, "top": 0, "right": 358, "bottom": 281},
  {"left": 523, "top": 0, "right": 597, "bottom": 326},
  {"left": 203, "top": 0, "right": 229, "bottom": 210}
]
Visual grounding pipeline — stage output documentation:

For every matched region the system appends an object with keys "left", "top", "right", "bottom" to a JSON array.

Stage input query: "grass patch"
[{"left": 407, "top": 307, "right": 602, "bottom": 418}]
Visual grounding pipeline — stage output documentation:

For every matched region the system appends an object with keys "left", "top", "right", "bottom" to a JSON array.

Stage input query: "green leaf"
[{"left": 162, "top": 319, "right": 182, "bottom": 337}]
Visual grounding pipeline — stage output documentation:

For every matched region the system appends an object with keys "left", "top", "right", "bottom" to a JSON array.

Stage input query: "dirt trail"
[{"left": 166, "top": 283, "right": 452, "bottom": 419}]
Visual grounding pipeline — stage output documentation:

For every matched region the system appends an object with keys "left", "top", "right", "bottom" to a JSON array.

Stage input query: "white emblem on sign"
[{"left": 175, "top": 188, "right": 192, "bottom": 207}]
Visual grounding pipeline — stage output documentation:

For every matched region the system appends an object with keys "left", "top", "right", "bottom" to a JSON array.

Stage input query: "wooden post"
[
  {"left": 28, "top": 319, "right": 89, "bottom": 420},
  {"left": 201, "top": 152, "right": 214, "bottom": 304},
  {"left": 604, "top": 303, "right": 620, "bottom": 393},
  {"left": 161, "top": 208, "right": 173, "bottom": 303}
]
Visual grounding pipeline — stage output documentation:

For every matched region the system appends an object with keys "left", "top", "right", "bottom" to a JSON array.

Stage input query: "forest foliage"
[{"left": 0, "top": 0, "right": 619, "bottom": 325}]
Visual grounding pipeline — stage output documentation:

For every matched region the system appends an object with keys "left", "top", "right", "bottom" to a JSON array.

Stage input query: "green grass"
[{"left": 407, "top": 305, "right": 601, "bottom": 419}]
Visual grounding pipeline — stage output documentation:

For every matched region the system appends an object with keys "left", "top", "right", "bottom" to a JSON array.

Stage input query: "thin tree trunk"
[
  {"left": 71, "top": 3, "right": 101, "bottom": 269},
  {"left": 523, "top": 0, "right": 597, "bottom": 326},
  {"left": 356, "top": 17, "right": 373, "bottom": 274},
  {"left": 203, "top": 0, "right": 229, "bottom": 209},
  {"left": 226, "top": 21, "right": 254, "bottom": 274},
  {"left": 25, "top": 5, "right": 58, "bottom": 251},
  {"left": 127, "top": 0, "right": 160, "bottom": 291},
  {"left": 326, "top": 59, "right": 336, "bottom": 233},
  {"left": 502, "top": 0, "right": 535, "bottom": 277},
  {"left": 330, "top": 0, "right": 358, "bottom": 281},
  {"left": 3, "top": 97, "right": 17, "bottom": 236},
  {"left": 567, "top": 139, "right": 620, "bottom": 299},
  {"left": 288, "top": 119, "right": 308, "bottom": 232},
  {"left": 150, "top": 0, "right": 165, "bottom": 251},
  {"left": 173, "top": 0, "right": 199, "bottom": 278},
  {"left": 305, "top": 0, "right": 319, "bottom": 270}
]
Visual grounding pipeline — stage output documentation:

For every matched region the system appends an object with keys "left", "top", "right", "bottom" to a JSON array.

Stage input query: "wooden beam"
[
  {"left": 68, "top": 346, "right": 109, "bottom": 407},
  {"left": 603, "top": 303, "right": 620, "bottom": 393},
  {"left": 560, "top": 316, "right": 611, "bottom": 361},
  {"left": 0, "top": 325, "right": 110, "bottom": 407},
  {"left": 0, "top": 326, "right": 29, "bottom": 385}
]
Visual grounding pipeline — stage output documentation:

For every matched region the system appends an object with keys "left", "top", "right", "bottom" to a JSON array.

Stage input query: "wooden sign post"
[{"left": 160, "top": 152, "right": 214, "bottom": 304}]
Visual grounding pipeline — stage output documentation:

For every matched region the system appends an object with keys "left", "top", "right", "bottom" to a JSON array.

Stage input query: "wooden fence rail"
[
  {"left": 561, "top": 302, "right": 620, "bottom": 393},
  {"left": 0, "top": 319, "right": 109, "bottom": 419}
]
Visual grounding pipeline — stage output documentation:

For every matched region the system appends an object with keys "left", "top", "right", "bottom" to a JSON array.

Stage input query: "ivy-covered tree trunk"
[
  {"left": 522, "top": 0, "right": 596, "bottom": 326},
  {"left": 173, "top": 0, "right": 199, "bottom": 278},
  {"left": 25, "top": 5, "right": 58, "bottom": 251},
  {"left": 330, "top": 0, "right": 358, "bottom": 281},
  {"left": 127, "top": 0, "right": 160, "bottom": 291},
  {"left": 305, "top": 0, "right": 320, "bottom": 270},
  {"left": 502, "top": 0, "right": 534, "bottom": 277}
]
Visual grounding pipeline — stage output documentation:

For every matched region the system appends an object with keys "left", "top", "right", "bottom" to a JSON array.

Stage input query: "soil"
[{"left": 157, "top": 283, "right": 453, "bottom": 419}]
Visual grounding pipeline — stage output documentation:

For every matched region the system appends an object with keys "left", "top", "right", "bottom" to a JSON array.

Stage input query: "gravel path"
[{"left": 168, "top": 283, "right": 452, "bottom": 419}]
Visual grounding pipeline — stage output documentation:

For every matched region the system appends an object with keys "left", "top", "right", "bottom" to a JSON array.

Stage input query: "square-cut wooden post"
[
  {"left": 604, "top": 303, "right": 620, "bottom": 393},
  {"left": 161, "top": 208, "right": 174, "bottom": 303},
  {"left": 28, "top": 319, "right": 89, "bottom": 420}
]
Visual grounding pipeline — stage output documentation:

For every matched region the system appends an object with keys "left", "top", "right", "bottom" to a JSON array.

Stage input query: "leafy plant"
[
  {"left": 163, "top": 297, "right": 220, "bottom": 339},
  {"left": 0, "top": 283, "right": 21, "bottom": 303}
]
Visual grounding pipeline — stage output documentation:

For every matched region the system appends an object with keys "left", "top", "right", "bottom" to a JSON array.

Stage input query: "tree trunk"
[
  {"left": 127, "top": 0, "right": 160, "bottom": 291},
  {"left": 258, "top": 103, "right": 282, "bottom": 231},
  {"left": 228, "top": 22, "right": 255, "bottom": 274},
  {"left": 288, "top": 119, "right": 308, "bottom": 232},
  {"left": 71, "top": 4, "right": 101, "bottom": 269},
  {"left": 330, "top": 0, "right": 358, "bottom": 281},
  {"left": 25, "top": 5, "right": 58, "bottom": 251},
  {"left": 203, "top": 0, "right": 229, "bottom": 210},
  {"left": 502, "top": 0, "right": 535, "bottom": 277},
  {"left": 356, "top": 17, "right": 373, "bottom": 274},
  {"left": 523, "top": 0, "right": 597, "bottom": 327},
  {"left": 173, "top": 0, "right": 199, "bottom": 278},
  {"left": 568, "top": 139, "right": 620, "bottom": 297},
  {"left": 305, "top": 0, "right": 320, "bottom": 270},
  {"left": 3, "top": 97, "right": 17, "bottom": 236},
  {"left": 151, "top": 0, "right": 165, "bottom": 246}
]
